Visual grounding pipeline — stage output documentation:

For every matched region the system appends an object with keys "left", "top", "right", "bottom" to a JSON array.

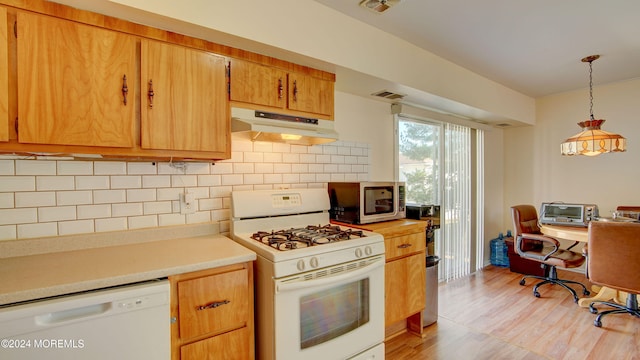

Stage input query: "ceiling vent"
[
  {"left": 359, "top": 0, "right": 402, "bottom": 14},
  {"left": 495, "top": 123, "right": 512, "bottom": 128},
  {"left": 372, "top": 90, "right": 406, "bottom": 100}
]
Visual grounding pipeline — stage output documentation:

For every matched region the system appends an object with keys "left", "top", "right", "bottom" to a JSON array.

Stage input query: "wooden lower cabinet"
[
  {"left": 169, "top": 262, "right": 254, "bottom": 360},
  {"left": 344, "top": 219, "right": 427, "bottom": 338}
]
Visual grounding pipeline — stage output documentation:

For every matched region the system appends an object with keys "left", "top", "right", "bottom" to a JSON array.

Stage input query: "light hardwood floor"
[{"left": 385, "top": 266, "right": 639, "bottom": 359}]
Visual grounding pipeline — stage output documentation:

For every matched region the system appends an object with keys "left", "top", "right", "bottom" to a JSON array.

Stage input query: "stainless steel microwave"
[{"left": 328, "top": 182, "right": 406, "bottom": 224}]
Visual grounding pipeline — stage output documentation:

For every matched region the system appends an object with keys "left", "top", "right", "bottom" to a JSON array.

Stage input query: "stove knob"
[
  {"left": 355, "top": 248, "right": 363, "bottom": 258},
  {"left": 310, "top": 257, "right": 319, "bottom": 268},
  {"left": 365, "top": 246, "right": 372, "bottom": 256},
  {"left": 297, "top": 259, "right": 305, "bottom": 271}
]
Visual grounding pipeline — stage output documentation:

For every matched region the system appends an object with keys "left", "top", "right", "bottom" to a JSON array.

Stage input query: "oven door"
[{"left": 274, "top": 255, "right": 385, "bottom": 360}]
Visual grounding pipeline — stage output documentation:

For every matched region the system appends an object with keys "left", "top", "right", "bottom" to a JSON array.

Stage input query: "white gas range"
[{"left": 231, "top": 188, "right": 385, "bottom": 360}]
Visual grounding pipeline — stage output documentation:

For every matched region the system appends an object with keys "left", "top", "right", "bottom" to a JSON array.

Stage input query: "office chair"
[
  {"left": 510, "top": 205, "right": 590, "bottom": 302},
  {"left": 587, "top": 221, "right": 640, "bottom": 327}
]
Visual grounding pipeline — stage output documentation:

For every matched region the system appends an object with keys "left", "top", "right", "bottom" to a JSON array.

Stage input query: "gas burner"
[{"left": 250, "top": 224, "right": 367, "bottom": 251}]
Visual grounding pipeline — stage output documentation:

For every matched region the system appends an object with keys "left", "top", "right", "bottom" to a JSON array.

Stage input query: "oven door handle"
[{"left": 276, "top": 256, "right": 384, "bottom": 293}]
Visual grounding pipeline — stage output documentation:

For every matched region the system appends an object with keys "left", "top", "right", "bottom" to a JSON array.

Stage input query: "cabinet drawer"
[
  {"left": 385, "top": 232, "right": 426, "bottom": 261},
  {"left": 180, "top": 327, "right": 250, "bottom": 360},
  {"left": 177, "top": 268, "right": 249, "bottom": 339}
]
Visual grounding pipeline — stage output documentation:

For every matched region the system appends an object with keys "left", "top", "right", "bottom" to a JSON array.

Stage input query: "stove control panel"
[{"left": 271, "top": 193, "right": 301, "bottom": 208}]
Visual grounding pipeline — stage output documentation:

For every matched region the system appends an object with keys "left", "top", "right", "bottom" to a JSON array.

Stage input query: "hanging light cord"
[{"left": 588, "top": 59, "right": 594, "bottom": 120}]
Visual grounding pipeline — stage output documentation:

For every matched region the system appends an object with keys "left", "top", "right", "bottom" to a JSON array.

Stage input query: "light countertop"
[{"left": 0, "top": 228, "right": 256, "bottom": 306}]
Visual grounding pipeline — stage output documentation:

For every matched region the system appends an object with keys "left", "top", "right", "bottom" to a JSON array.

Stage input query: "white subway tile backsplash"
[
  {"left": 112, "top": 203, "right": 143, "bottom": 217},
  {"left": 0, "top": 160, "right": 15, "bottom": 175},
  {"left": 57, "top": 191, "right": 93, "bottom": 206},
  {"left": 75, "top": 176, "right": 109, "bottom": 190},
  {"left": 95, "top": 217, "right": 127, "bottom": 232},
  {"left": 17, "top": 222, "right": 58, "bottom": 239},
  {"left": 59, "top": 220, "right": 94, "bottom": 235},
  {"left": 77, "top": 204, "right": 111, "bottom": 219},
  {"left": 210, "top": 162, "right": 233, "bottom": 174},
  {"left": 0, "top": 140, "right": 370, "bottom": 240},
  {"left": 128, "top": 215, "right": 158, "bottom": 229},
  {"left": 127, "top": 189, "right": 156, "bottom": 202},
  {"left": 111, "top": 176, "right": 142, "bottom": 189},
  {"left": 0, "top": 193, "right": 14, "bottom": 208},
  {"left": 94, "top": 190, "right": 126, "bottom": 204},
  {"left": 157, "top": 188, "right": 182, "bottom": 201},
  {"left": 16, "top": 160, "right": 56, "bottom": 175},
  {"left": 143, "top": 201, "right": 172, "bottom": 215},
  {"left": 39, "top": 206, "right": 76, "bottom": 222},
  {"left": 16, "top": 192, "right": 56, "bottom": 208},
  {"left": 221, "top": 174, "right": 243, "bottom": 186},
  {"left": 197, "top": 175, "right": 221, "bottom": 187},
  {"left": 57, "top": 161, "right": 93, "bottom": 175},
  {"left": 37, "top": 176, "right": 74, "bottom": 191},
  {"left": 0, "top": 225, "right": 17, "bottom": 240},
  {"left": 127, "top": 162, "right": 157, "bottom": 175},
  {"left": 0, "top": 208, "right": 38, "bottom": 225},
  {"left": 233, "top": 163, "right": 254, "bottom": 174},
  {"left": 1, "top": 176, "right": 36, "bottom": 191},
  {"left": 158, "top": 213, "right": 186, "bottom": 226},
  {"left": 94, "top": 161, "right": 127, "bottom": 175}
]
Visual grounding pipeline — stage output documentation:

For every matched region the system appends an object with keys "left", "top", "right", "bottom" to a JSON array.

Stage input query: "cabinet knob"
[
  {"left": 292, "top": 80, "right": 298, "bottom": 102},
  {"left": 278, "top": 78, "right": 283, "bottom": 100},
  {"left": 397, "top": 243, "right": 412, "bottom": 249}
]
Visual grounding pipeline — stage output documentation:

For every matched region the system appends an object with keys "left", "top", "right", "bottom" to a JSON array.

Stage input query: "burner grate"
[{"left": 250, "top": 224, "right": 366, "bottom": 251}]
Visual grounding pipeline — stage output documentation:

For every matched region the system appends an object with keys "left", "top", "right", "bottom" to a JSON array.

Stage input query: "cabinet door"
[
  {"left": 141, "top": 40, "right": 229, "bottom": 152},
  {"left": 229, "top": 58, "right": 286, "bottom": 109},
  {"left": 287, "top": 72, "right": 334, "bottom": 117},
  {"left": 176, "top": 268, "right": 249, "bottom": 340},
  {"left": 16, "top": 12, "right": 136, "bottom": 147},
  {"left": 0, "top": 7, "right": 8, "bottom": 142},
  {"left": 385, "top": 253, "right": 426, "bottom": 325},
  {"left": 180, "top": 327, "right": 249, "bottom": 360}
]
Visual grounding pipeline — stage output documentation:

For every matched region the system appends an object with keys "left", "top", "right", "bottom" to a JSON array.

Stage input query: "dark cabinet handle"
[
  {"left": 278, "top": 78, "right": 283, "bottom": 100},
  {"left": 122, "top": 75, "right": 128, "bottom": 106},
  {"left": 197, "top": 299, "right": 230, "bottom": 311},
  {"left": 292, "top": 80, "right": 298, "bottom": 102},
  {"left": 148, "top": 80, "right": 154, "bottom": 108},
  {"left": 397, "top": 243, "right": 412, "bottom": 249}
]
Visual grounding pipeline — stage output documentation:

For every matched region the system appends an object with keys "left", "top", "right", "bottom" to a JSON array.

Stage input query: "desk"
[{"left": 540, "top": 224, "right": 627, "bottom": 307}]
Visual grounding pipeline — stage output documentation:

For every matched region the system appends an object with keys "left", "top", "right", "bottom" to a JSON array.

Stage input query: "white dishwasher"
[{"left": 0, "top": 279, "right": 170, "bottom": 360}]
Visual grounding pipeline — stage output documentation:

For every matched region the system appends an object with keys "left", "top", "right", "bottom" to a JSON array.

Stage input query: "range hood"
[{"left": 231, "top": 107, "right": 339, "bottom": 145}]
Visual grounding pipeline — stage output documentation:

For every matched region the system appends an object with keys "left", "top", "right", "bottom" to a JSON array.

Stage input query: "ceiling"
[{"left": 313, "top": 0, "right": 640, "bottom": 98}]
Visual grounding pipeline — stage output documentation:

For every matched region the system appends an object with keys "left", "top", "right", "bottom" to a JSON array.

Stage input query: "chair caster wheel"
[
  {"left": 519, "top": 279, "right": 526, "bottom": 286},
  {"left": 534, "top": 291, "right": 540, "bottom": 298},
  {"left": 594, "top": 319, "right": 602, "bottom": 327}
]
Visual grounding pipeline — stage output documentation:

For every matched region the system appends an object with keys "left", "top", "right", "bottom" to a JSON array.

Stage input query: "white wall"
[{"left": 503, "top": 78, "right": 640, "bottom": 229}]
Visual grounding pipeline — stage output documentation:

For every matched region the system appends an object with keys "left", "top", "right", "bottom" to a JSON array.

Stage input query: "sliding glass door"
[{"left": 398, "top": 115, "right": 484, "bottom": 281}]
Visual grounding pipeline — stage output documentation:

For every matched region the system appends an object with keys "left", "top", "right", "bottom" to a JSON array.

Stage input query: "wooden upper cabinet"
[
  {"left": 15, "top": 12, "right": 136, "bottom": 147},
  {"left": 141, "top": 39, "right": 229, "bottom": 153},
  {"left": 229, "top": 58, "right": 334, "bottom": 118},
  {"left": 229, "top": 58, "right": 286, "bottom": 110},
  {"left": 287, "top": 72, "right": 334, "bottom": 117},
  {"left": 0, "top": 7, "right": 8, "bottom": 142}
]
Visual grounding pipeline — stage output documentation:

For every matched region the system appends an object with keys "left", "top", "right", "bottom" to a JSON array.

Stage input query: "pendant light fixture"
[{"left": 560, "top": 55, "right": 626, "bottom": 156}]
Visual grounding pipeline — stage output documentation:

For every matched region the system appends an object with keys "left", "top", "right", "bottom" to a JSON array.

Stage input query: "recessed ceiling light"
[{"left": 359, "top": 0, "right": 402, "bottom": 14}]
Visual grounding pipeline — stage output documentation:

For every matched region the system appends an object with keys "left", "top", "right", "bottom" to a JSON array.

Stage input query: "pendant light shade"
[{"left": 560, "top": 55, "right": 626, "bottom": 156}]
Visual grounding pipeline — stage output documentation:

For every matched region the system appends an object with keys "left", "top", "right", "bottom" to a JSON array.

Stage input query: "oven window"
[
  {"left": 299, "top": 278, "right": 370, "bottom": 349},
  {"left": 364, "top": 186, "right": 394, "bottom": 215}
]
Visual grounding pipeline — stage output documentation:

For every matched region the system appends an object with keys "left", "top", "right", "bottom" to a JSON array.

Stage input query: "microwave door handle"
[{"left": 276, "top": 257, "right": 384, "bottom": 293}]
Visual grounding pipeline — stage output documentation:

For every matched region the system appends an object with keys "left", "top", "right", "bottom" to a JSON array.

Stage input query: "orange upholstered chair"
[
  {"left": 511, "top": 205, "right": 590, "bottom": 302},
  {"left": 587, "top": 221, "right": 640, "bottom": 327}
]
